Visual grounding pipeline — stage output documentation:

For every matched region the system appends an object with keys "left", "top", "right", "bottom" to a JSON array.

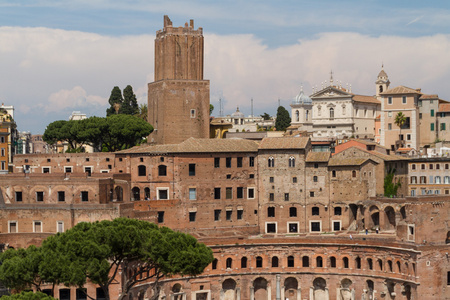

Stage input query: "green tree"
[
  {"left": 209, "top": 104, "right": 214, "bottom": 116},
  {"left": 122, "top": 85, "right": 139, "bottom": 115},
  {"left": 102, "top": 114, "right": 153, "bottom": 152},
  {"left": 106, "top": 86, "right": 124, "bottom": 116},
  {"left": 137, "top": 104, "right": 148, "bottom": 122},
  {"left": 260, "top": 112, "right": 271, "bottom": 120},
  {"left": 39, "top": 218, "right": 213, "bottom": 300},
  {"left": 0, "top": 291, "right": 56, "bottom": 300},
  {"left": 394, "top": 112, "right": 406, "bottom": 140},
  {"left": 384, "top": 168, "right": 401, "bottom": 197},
  {"left": 275, "top": 106, "right": 291, "bottom": 131}
]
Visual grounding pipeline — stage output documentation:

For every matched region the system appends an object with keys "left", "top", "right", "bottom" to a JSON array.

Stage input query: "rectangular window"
[
  {"left": 268, "top": 207, "right": 275, "bottom": 217},
  {"left": 189, "top": 212, "right": 196, "bottom": 222},
  {"left": 388, "top": 123, "right": 392, "bottom": 130},
  {"left": 57, "top": 221, "right": 64, "bottom": 233},
  {"left": 57, "top": 191, "right": 65, "bottom": 202},
  {"left": 0, "top": 137, "right": 3, "bottom": 143},
  {"left": 64, "top": 167, "right": 72, "bottom": 173},
  {"left": 9, "top": 221, "right": 17, "bottom": 233},
  {"left": 237, "top": 157, "right": 243, "bottom": 168},
  {"left": 157, "top": 211, "right": 164, "bottom": 223},
  {"left": 157, "top": 188, "right": 169, "bottom": 200},
  {"left": 266, "top": 223, "right": 277, "bottom": 233},
  {"left": 310, "top": 221, "right": 321, "bottom": 232},
  {"left": 189, "top": 164, "right": 196, "bottom": 176},
  {"left": 237, "top": 187, "right": 244, "bottom": 199},
  {"left": 226, "top": 210, "right": 232, "bottom": 220},
  {"left": 333, "top": 221, "right": 341, "bottom": 231},
  {"left": 269, "top": 177, "right": 274, "bottom": 183},
  {"left": 214, "top": 210, "right": 221, "bottom": 221},
  {"left": 34, "top": 221, "right": 42, "bottom": 233},
  {"left": 407, "top": 134, "right": 411, "bottom": 140},
  {"left": 84, "top": 167, "right": 92, "bottom": 176},
  {"left": 226, "top": 187, "right": 232, "bottom": 199},
  {"left": 1, "top": 161, "right": 5, "bottom": 170},
  {"left": 269, "top": 193, "right": 274, "bottom": 201},
  {"left": 411, "top": 189, "right": 416, "bottom": 196},
  {"left": 81, "top": 191, "right": 88, "bottom": 202},
  {"left": 431, "top": 123, "right": 435, "bottom": 131},
  {"left": 288, "top": 223, "right": 298, "bottom": 233},
  {"left": 293, "top": 177, "right": 297, "bottom": 183},
  {"left": 249, "top": 156, "right": 255, "bottom": 167},
  {"left": 36, "top": 191, "right": 44, "bottom": 202},
  {"left": 189, "top": 188, "right": 197, "bottom": 200},
  {"left": 310, "top": 191, "right": 315, "bottom": 197},
  {"left": 248, "top": 188, "right": 255, "bottom": 199},
  {"left": 388, "top": 111, "right": 392, "bottom": 117},
  {"left": 402, "top": 96, "right": 407, "bottom": 104},
  {"left": 42, "top": 167, "right": 50, "bottom": 173},
  {"left": 441, "top": 123, "right": 446, "bottom": 131},
  {"left": 190, "top": 109, "right": 196, "bottom": 118},
  {"left": 214, "top": 157, "right": 220, "bottom": 168},
  {"left": 388, "top": 97, "right": 393, "bottom": 104},
  {"left": 76, "top": 288, "right": 87, "bottom": 300},
  {"left": 214, "top": 188, "right": 221, "bottom": 199},
  {"left": 431, "top": 109, "right": 435, "bottom": 117},
  {"left": 59, "top": 289, "right": 70, "bottom": 300},
  {"left": 15, "top": 191, "right": 23, "bottom": 202},
  {"left": 237, "top": 209, "right": 243, "bottom": 220},
  {"left": 284, "top": 193, "right": 289, "bottom": 201},
  {"left": 419, "top": 113, "right": 422, "bottom": 119},
  {"left": 226, "top": 157, "right": 232, "bottom": 168}
]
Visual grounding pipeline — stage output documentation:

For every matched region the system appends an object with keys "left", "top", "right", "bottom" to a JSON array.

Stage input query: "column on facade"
[
  {"left": 267, "top": 284, "right": 272, "bottom": 300},
  {"left": 236, "top": 287, "right": 241, "bottom": 300},
  {"left": 296, "top": 287, "right": 301, "bottom": 300},
  {"left": 276, "top": 275, "right": 281, "bottom": 300},
  {"left": 250, "top": 286, "right": 254, "bottom": 300},
  {"left": 379, "top": 209, "right": 386, "bottom": 231}
]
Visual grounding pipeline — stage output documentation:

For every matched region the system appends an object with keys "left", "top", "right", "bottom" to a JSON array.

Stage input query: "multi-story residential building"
[{"left": 408, "top": 157, "right": 450, "bottom": 196}]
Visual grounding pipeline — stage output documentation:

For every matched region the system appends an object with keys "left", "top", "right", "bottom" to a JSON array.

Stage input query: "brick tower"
[{"left": 148, "top": 15, "right": 210, "bottom": 144}]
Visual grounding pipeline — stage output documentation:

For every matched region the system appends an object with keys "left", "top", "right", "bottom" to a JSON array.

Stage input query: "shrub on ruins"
[
  {"left": 0, "top": 291, "right": 56, "bottom": 300},
  {"left": 0, "top": 218, "right": 213, "bottom": 300},
  {"left": 43, "top": 115, "right": 153, "bottom": 152},
  {"left": 384, "top": 168, "right": 401, "bottom": 197}
]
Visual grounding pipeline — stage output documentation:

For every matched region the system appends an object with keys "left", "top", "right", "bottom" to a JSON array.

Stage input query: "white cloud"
[{"left": 1, "top": 26, "right": 449, "bottom": 132}]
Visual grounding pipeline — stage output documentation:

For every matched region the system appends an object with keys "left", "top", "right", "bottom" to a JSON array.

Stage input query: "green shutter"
[
  {"left": 431, "top": 109, "right": 434, "bottom": 117},
  {"left": 431, "top": 123, "right": 435, "bottom": 131}
]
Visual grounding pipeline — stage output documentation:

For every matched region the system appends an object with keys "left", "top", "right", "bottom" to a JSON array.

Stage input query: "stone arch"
[
  {"left": 253, "top": 277, "right": 268, "bottom": 300},
  {"left": 295, "top": 110, "right": 299, "bottom": 122},
  {"left": 339, "top": 279, "right": 352, "bottom": 300},
  {"left": 369, "top": 205, "right": 380, "bottom": 229},
  {"left": 222, "top": 278, "right": 237, "bottom": 300},
  {"left": 400, "top": 206, "right": 407, "bottom": 220},
  {"left": 114, "top": 186, "right": 123, "bottom": 202},
  {"left": 312, "top": 277, "right": 327, "bottom": 300},
  {"left": 384, "top": 206, "right": 396, "bottom": 230},
  {"left": 284, "top": 277, "right": 298, "bottom": 299},
  {"left": 132, "top": 187, "right": 140, "bottom": 201},
  {"left": 171, "top": 283, "right": 184, "bottom": 300},
  {"left": 365, "top": 280, "right": 374, "bottom": 300}
]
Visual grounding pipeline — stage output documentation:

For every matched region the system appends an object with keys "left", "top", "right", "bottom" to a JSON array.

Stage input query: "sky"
[{"left": 1, "top": 1, "right": 450, "bottom": 134}]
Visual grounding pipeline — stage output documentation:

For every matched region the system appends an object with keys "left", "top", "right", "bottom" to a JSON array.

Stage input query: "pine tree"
[
  {"left": 122, "top": 85, "right": 139, "bottom": 115},
  {"left": 275, "top": 106, "right": 291, "bottom": 131},
  {"left": 106, "top": 86, "right": 124, "bottom": 116}
]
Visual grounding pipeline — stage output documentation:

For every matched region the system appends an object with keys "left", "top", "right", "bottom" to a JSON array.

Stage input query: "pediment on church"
[{"left": 311, "top": 86, "right": 352, "bottom": 99}]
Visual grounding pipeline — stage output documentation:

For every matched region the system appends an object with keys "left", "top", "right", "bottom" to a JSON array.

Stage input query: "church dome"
[
  {"left": 293, "top": 89, "right": 312, "bottom": 105},
  {"left": 231, "top": 106, "right": 245, "bottom": 118}
]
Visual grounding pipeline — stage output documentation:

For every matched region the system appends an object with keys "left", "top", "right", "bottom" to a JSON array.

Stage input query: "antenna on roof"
[
  {"left": 218, "top": 98, "right": 223, "bottom": 117},
  {"left": 251, "top": 98, "right": 253, "bottom": 117}
]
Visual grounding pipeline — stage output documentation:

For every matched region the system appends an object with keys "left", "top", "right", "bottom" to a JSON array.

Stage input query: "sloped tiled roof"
[
  {"left": 380, "top": 86, "right": 421, "bottom": 95},
  {"left": 258, "top": 137, "right": 309, "bottom": 150},
  {"left": 339, "top": 146, "right": 409, "bottom": 161},
  {"left": 328, "top": 157, "right": 370, "bottom": 166},
  {"left": 439, "top": 103, "right": 450, "bottom": 112},
  {"left": 118, "top": 138, "right": 259, "bottom": 154},
  {"left": 419, "top": 94, "right": 439, "bottom": 100},
  {"left": 306, "top": 151, "right": 331, "bottom": 162},
  {"left": 352, "top": 95, "right": 380, "bottom": 104}
]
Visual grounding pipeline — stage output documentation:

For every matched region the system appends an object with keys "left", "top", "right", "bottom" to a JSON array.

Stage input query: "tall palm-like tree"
[{"left": 394, "top": 112, "right": 406, "bottom": 141}]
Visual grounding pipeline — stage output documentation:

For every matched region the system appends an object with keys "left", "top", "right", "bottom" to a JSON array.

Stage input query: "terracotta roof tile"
[
  {"left": 439, "top": 103, "right": 450, "bottom": 112},
  {"left": 328, "top": 157, "right": 370, "bottom": 166},
  {"left": 258, "top": 137, "right": 309, "bottom": 150},
  {"left": 419, "top": 94, "right": 439, "bottom": 99},
  {"left": 352, "top": 95, "right": 380, "bottom": 104},
  {"left": 306, "top": 151, "right": 331, "bottom": 162},
  {"left": 118, "top": 138, "right": 259, "bottom": 154},
  {"left": 380, "top": 86, "right": 422, "bottom": 95}
]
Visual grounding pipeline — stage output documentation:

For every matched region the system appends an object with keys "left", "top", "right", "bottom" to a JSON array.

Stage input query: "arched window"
[
  {"left": 272, "top": 256, "right": 279, "bottom": 267},
  {"left": 144, "top": 187, "right": 150, "bottom": 200},
  {"left": 138, "top": 165, "right": 146, "bottom": 176},
  {"left": 132, "top": 187, "right": 140, "bottom": 201},
  {"left": 289, "top": 157, "right": 295, "bottom": 167},
  {"left": 306, "top": 110, "right": 309, "bottom": 121},
  {"left": 268, "top": 157, "right": 275, "bottom": 168},
  {"left": 287, "top": 256, "right": 294, "bottom": 267},
  {"left": 295, "top": 110, "right": 299, "bottom": 122},
  {"left": 330, "top": 256, "right": 336, "bottom": 268},
  {"left": 226, "top": 258, "right": 232, "bottom": 269},
  {"left": 241, "top": 257, "right": 248, "bottom": 268},
  {"left": 158, "top": 165, "right": 167, "bottom": 176},
  {"left": 411, "top": 164, "right": 416, "bottom": 170},
  {"left": 435, "top": 176, "right": 441, "bottom": 184},
  {"left": 256, "top": 256, "right": 263, "bottom": 268},
  {"left": 312, "top": 206, "right": 320, "bottom": 215},
  {"left": 352, "top": 170, "right": 357, "bottom": 178},
  {"left": 343, "top": 257, "right": 349, "bottom": 269},
  {"left": 397, "top": 261, "right": 401, "bottom": 273},
  {"left": 420, "top": 176, "right": 426, "bottom": 184},
  {"left": 289, "top": 207, "right": 297, "bottom": 217},
  {"left": 313, "top": 176, "right": 318, "bottom": 182},
  {"left": 388, "top": 260, "right": 393, "bottom": 272},
  {"left": 355, "top": 257, "right": 361, "bottom": 269},
  {"left": 302, "top": 256, "right": 309, "bottom": 267},
  {"left": 367, "top": 258, "right": 373, "bottom": 270},
  {"left": 411, "top": 176, "right": 417, "bottom": 184},
  {"left": 316, "top": 256, "right": 323, "bottom": 267},
  {"left": 329, "top": 108, "right": 334, "bottom": 119},
  {"left": 444, "top": 176, "right": 450, "bottom": 184}
]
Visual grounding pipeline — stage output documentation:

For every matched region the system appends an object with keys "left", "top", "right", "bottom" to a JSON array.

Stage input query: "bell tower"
[
  {"left": 375, "top": 65, "right": 390, "bottom": 98},
  {"left": 148, "top": 15, "right": 210, "bottom": 144}
]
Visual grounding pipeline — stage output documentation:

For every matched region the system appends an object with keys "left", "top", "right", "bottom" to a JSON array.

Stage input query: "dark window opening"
[
  {"left": 237, "top": 187, "right": 244, "bottom": 199},
  {"left": 311, "top": 222, "right": 321, "bottom": 232},
  {"left": 36, "top": 191, "right": 44, "bottom": 202},
  {"left": 241, "top": 257, "right": 247, "bottom": 268},
  {"left": 312, "top": 206, "right": 319, "bottom": 215},
  {"left": 284, "top": 193, "right": 289, "bottom": 201},
  {"left": 214, "top": 210, "right": 221, "bottom": 221},
  {"left": 226, "top": 258, "right": 232, "bottom": 269},
  {"left": 302, "top": 256, "right": 309, "bottom": 267},
  {"left": 157, "top": 211, "right": 164, "bottom": 223},
  {"left": 237, "top": 157, "right": 243, "bottom": 167},
  {"left": 249, "top": 156, "right": 255, "bottom": 167},
  {"left": 212, "top": 259, "right": 218, "bottom": 270},
  {"left": 267, "top": 207, "right": 275, "bottom": 217},
  {"left": 330, "top": 256, "right": 336, "bottom": 268},
  {"left": 316, "top": 256, "right": 323, "bottom": 267},
  {"left": 158, "top": 165, "right": 167, "bottom": 176},
  {"left": 343, "top": 257, "right": 349, "bottom": 269},
  {"left": 59, "top": 289, "right": 70, "bottom": 300},
  {"left": 334, "top": 207, "right": 342, "bottom": 215},
  {"left": 214, "top": 157, "right": 220, "bottom": 168},
  {"left": 138, "top": 165, "right": 146, "bottom": 176},
  {"left": 288, "top": 223, "right": 298, "bottom": 233},
  {"left": 237, "top": 209, "right": 243, "bottom": 220},
  {"left": 293, "top": 177, "right": 297, "bottom": 183},
  {"left": 81, "top": 191, "right": 88, "bottom": 202},
  {"left": 266, "top": 223, "right": 276, "bottom": 233},
  {"left": 189, "top": 164, "right": 196, "bottom": 176},
  {"left": 269, "top": 193, "right": 274, "bottom": 201},
  {"left": 15, "top": 191, "right": 23, "bottom": 202},
  {"left": 256, "top": 256, "right": 263, "bottom": 268},
  {"left": 272, "top": 256, "right": 279, "bottom": 267},
  {"left": 214, "top": 188, "right": 221, "bottom": 199},
  {"left": 58, "top": 191, "right": 65, "bottom": 202},
  {"left": 289, "top": 207, "right": 297, "bottom": 217},
  {"left": 189, "top": 212, "right": 196, "bottom": 222},
  {"left": 226, "top": 157, "right": 232, "bottom": 168},
  {"left": 226, "top": 187, "right": 232, "bottom": 199},
  {"left": 226, "top": 210, "right": 232, "bottom": 220}
]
